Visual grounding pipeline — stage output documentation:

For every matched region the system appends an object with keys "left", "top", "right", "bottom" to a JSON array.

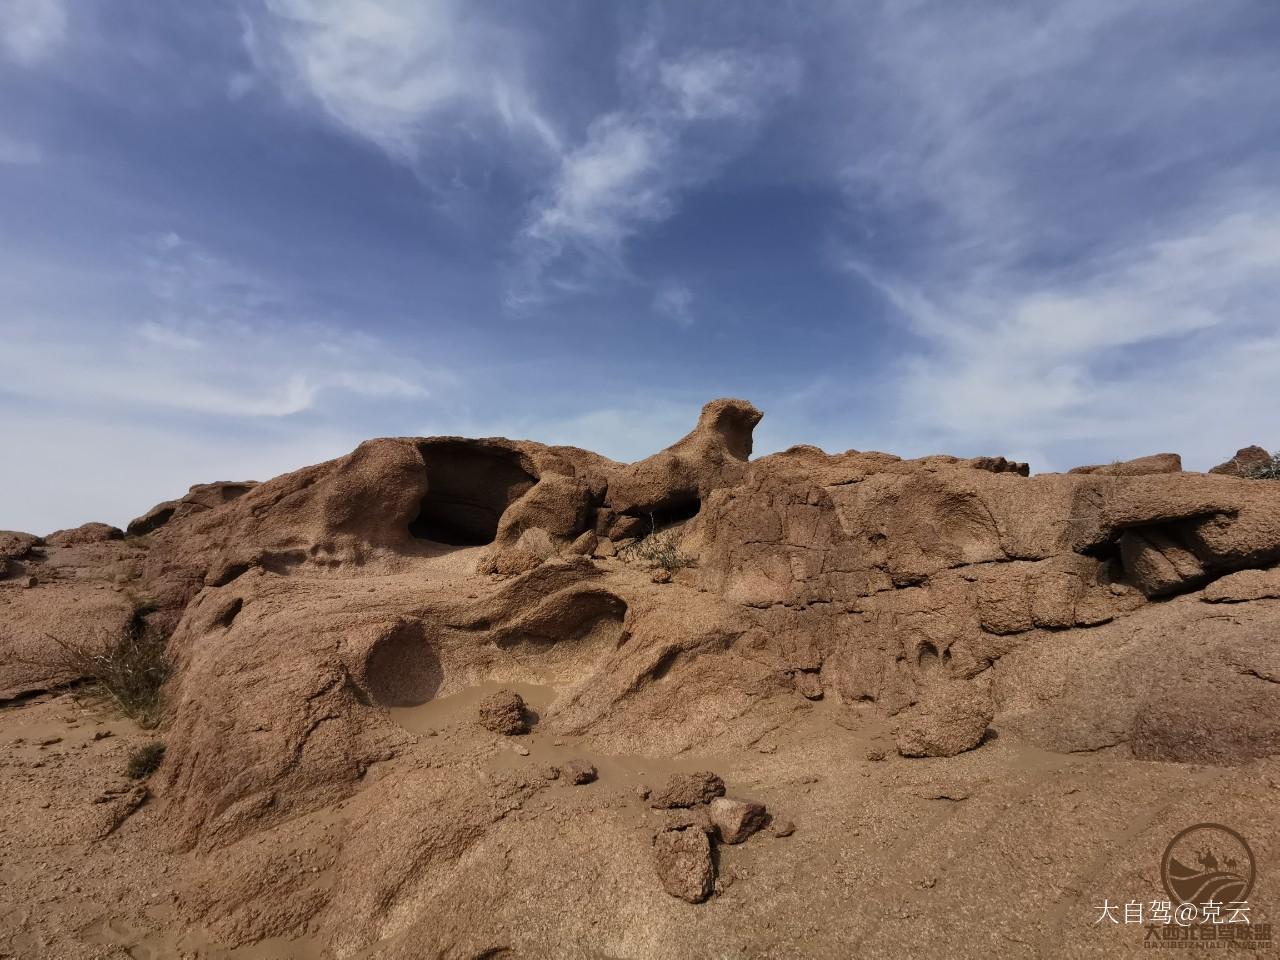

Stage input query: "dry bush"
[
  {"left": 619, "top": 527, "right": 694, "bottom": 572},
  {"left": 45, "top": 595, "right": 170, "bottom": 728},
  {"left": 126, "top": 741, "right": 165, "bottom": 779},
  {"left": 1243, "top": 450, "right": 1280, "bottom": 480}
]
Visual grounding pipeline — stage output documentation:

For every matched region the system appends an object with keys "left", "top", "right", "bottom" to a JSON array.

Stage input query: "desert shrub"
[
  {"left": 45, "top": 595, "right": 170, "bottom": 728},
  {"left": 126, "top": 741, "right": 165, "bottom": 779},
  {"left": 619, "top": 527, "right": 694, "bottom": 572},
  {"left": 1243, "top": 450, "right": 1280, "bottom": 480}
]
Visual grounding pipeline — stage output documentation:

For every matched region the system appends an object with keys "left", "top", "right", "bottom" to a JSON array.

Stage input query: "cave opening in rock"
[
  {"left": 410, "top": 441, "right": 537, "bottom": 546},
  {"left": 628, "top": 496, "right": 702, "bottom": 535}
]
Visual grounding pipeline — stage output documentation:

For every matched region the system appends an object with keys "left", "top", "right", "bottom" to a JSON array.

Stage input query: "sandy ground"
[{"left": 1, "top": 680, "right": 1275, "bottom": 959}]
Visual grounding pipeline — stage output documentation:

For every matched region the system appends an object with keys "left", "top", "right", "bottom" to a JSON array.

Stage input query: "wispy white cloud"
[
  {"left": 243, "top": 0, "right": 559, "bottom": 160},
  {"left": 0, "top": 0, "right": 67, "bottom": 65},
  {"left": 845, "top": 194, "right": 1280, "bottom": 469},
  {"left": 1, "top": 232, "right": 436, "bottom": 420},
  {"left": 652, "top": 281, "right": 694, "bottom": 327},
  {"left": 511, "top": 44, "right": 799, "bottom": 304},
  {"left": 819, "top": 0, "right": 1280, "bottom": 469}
]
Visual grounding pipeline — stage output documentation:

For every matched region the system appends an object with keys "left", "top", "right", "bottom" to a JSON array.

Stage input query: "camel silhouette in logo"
[{"left": 1168, "top": 845, "right": 1247, "bottom": 908}]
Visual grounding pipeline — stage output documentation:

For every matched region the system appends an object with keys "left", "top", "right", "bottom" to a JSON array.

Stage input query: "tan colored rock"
[
  {"left": 652, "top": 828, "right": 714, "bottom": 903},
  {"left": 650, "top": 772, "right": 726, "bottom": 809},
  {"left": 562, "top": 759, "right": 597, "bottom": 785},
  {"left": 0, "top": 530, "right": 41, "bottom": 560},
  {"left": 1119, "top": 527, "right": 1205, "bottom": 597},
  {"left": 45, "top": 522, "right": 124, "bottom": 547},
  {"left": 1203, "top": 568, "right": 1280, "bottom": 603},
  {"left": 607, "top": 398, "right": 761, "bottom": 520},
  {"left": 478, "top": 690, "right": 528, "bottom": 735},
  {"left": 1209, "top": 445, "right": 1272, "bottom": 477},
  {"left": 709, "top": 797, "right": 767, "bottom": 844},
  {"left": 1069, "top": 453, "right": 1182, "bottom": 475},
  {"left": 794, "top": 671, "right": 822, "bottom": 700},
  {"left": 896, "top": 682, "right": 994, "bottom": 758}
]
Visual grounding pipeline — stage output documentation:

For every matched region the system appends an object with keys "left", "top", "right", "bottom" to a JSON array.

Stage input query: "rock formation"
[{"left": 2, "top": 398, "right": 1278, "bottom": 958}]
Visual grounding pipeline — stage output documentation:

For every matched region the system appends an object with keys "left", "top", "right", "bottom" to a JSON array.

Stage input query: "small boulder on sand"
[
  {"left": 896, "top": 681, "right": 994, "bottom": 758},
  {"left": 649, "top": 771, "right": 725, "bottom": 809},
  {"left": 708, "top": 797, "right": 767, "bottom": 844},
  {"left": 477, "top": 690, "right": 529, "bottom": 736},
  {"left": 562, "top": 759, "right": 597, "bottom": 784},
  {"left": 653, "top": 828, "right": 714, "bottom": 903}
]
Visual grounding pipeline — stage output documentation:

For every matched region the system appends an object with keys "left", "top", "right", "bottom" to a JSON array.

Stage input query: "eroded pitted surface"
[{"left": 1, "top": 398, "right": 1278, "bottom": 958}]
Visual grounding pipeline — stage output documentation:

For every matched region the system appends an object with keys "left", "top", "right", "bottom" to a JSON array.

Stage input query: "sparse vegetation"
[
  {"left": 1243, "top": 450, "right": 1280, "bottom": 480},
  {"left": 45, "top": 594, "right": 170, "bottom": 728},
  {"left": 619, "top": 526, "right": 694, "bottom": 573},
  {"left": 126, "top": 741, "right": 165, "bottom": 779}
]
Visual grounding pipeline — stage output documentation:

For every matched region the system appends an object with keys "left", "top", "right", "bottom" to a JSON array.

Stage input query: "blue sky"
[{"left": 2, "top": 0, "right": 1278, "bottom": 532}]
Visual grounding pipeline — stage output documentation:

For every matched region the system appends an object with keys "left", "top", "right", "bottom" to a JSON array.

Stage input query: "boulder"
[
  {"left": 0, "top": 530, "right": 41, "bottom": 559},
  {"left": 477, "top": 690, "right": 528, "bottom": 736},
  {"left": 568, "top": 530, "right": 598, "bottom": 556},
  {"left": 45, "top": 522, "right": 124, "bottom": 547},
  {"left": 794, "top": 671, "right": 823, "bottom": 700},
  {"left": 1069, "top": 453, "right": 1182, "bottom": 476},
  {"left": 896, "top": 682, "right": 994, "bottom": 758},
  {"left": 652, "top": 828, "right": 714, "bottom": 903},
  {"left": 708, "top": 797, "right": 767, "bottom": 844},
  {"left": 1210, "top": 445, "right": 1273, "bottom": 477},
  {"left": 562, "top": 759, "right": 597, "bottom": 785},
  {"left": 1119, "top": 527, "right": 1206, "bottom": 597},
  {"left": 1202, "top": 568, "right": 1280, "bottom": 603},
  {"left": 649, "top": 771, "right": 726, "bottom": 809}
]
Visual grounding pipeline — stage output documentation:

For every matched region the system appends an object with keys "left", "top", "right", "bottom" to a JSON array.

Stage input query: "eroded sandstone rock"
[
  {"left": 653, "top": 827, "right": 714, "bottom": 903},
  {"left": 709, "top": 797, "right": 767, "bottom": 844},
  {"left": 1069, "top": 453, "right": 1182, "bottom": 476},
  {"left": 1210, "top": 445, "right": 1272, "bottom": 477},
  {"left": 45, "top": 522, "right": 124, "bottom": 547},
  {"left": 478, "top": 690, "right": 528, "bottom": 736},
  {"left": 650, "top": 772, "right": 726, "bottom": 809},
  {"left": 562, "top": 759, "right": 597, "bottom": 785},
  {"left": 896, "top": 682, "right": 994, "bottom": 758},
  {"left": 11, "top": 395, "right": 1279, "bottom": 955}
]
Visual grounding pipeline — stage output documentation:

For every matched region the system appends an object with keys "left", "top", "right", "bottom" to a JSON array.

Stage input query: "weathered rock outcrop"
[
  {"left": 1068, "top": 453, "right": 1182, "bottom": 476},
  {"left": 1210, "top": 445, "right": 1272, "bottom": 477},
  {"left": 45, "top": 522, "right": 123, "bottom": 547},
  {"left": 5, "top": 398, "right": 1279, "bottom": 956}
]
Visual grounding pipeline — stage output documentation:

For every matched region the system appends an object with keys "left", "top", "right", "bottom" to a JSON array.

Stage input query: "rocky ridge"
[{"left": 1, "top": 399, "right": 1278, "bottom": 958}]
